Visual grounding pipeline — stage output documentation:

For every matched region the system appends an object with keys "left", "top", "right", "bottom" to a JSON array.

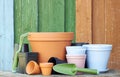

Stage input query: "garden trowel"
[{"left": 53, "top": 63, "right": 99, "bottom": 75}]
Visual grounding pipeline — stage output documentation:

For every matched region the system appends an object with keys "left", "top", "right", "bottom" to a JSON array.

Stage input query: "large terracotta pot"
[{"left": 28, "top": 32, "right": 74, "bottom": 62}]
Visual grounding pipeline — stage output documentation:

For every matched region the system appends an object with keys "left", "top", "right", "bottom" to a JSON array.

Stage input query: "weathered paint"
[
  {"left": 0, "top": 0, "right": 76, "bottom": 71},
  {"left": 12, "top": 0, "right": 75, "bottom": 71},
  {"left": 14, "top": 0, "right": 38, "bottom": 43},
  {"left": 65, "top": 0, "right": 76, "bottom": 42},
  {"left": 14, "top": 0, "right": 22, "bottom": 44},
  {"left": 0, "top": 0, "right": 14, "bottom": 71},
  {"left": 38, "top": 0, "right": 65, "bottom": 32},
  {"left": 14, "top": 0, "right": 76, "bottom": 43}
]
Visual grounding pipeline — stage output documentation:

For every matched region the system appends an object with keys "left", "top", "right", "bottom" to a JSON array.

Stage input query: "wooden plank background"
[
  {"left": 14, "top": 0, "right": 38, "bottom": 43},
  {"left": 76, "top": 0, "right": 92, "bottom": 43},
  {"left": 92, "top": 0, "right": 106, "bottom": 43},
  {"left": 14, "top": 0, "right": 76, "bottom": 43},
  {"left": 38, "top": 0, "right": 65, "bottom": 32},
  {"left": 92, "top": 0, "right": 120, "bottom": 69},
  {"left": 65, "top": 0, "right": 76, "bottom": 42},
  {"left": 105, "top": 0, "right": 120, "bottom": 69},
  {"left": 76, "top": 0, "right": 120, "bottom": 69},
  {"left": 1, "top": 0, "right": 120, "bottom": 71},
  {"left": 0, "top": 0, "right": 14, "bottom": 71}
]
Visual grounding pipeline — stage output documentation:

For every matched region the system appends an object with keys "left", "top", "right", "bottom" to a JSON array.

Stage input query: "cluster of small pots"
[
  {"left": 66, "top": 44, "right": 112, "bottom": 73},
  {"left": 25, "top": 44, "right": 112, "bottom": 76},
  {"left": 66, "top": 46, "right": 86, "bottom": 74},
  {"left": 26, "top": 61, "right": 54, "bottom": 76},
  {"left": 25, "top": 32, "right": 112, "bottom": 75}
]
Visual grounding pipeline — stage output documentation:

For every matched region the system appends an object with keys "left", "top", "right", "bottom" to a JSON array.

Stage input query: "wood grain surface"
[{"left": 76, "top": 0, "right": 92, "bottom": 43}]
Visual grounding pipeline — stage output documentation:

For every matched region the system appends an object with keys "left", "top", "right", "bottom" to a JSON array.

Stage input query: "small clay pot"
[
  {"left": 18, "top": 52, "right": 38, "bottom": 74},
  {"left": 71, "top": 42, "right": 89, "bottom": 68},
  {"left": 26, "top": 61, "right": 40, "bottom": 75},
  {"left": 66, "top": 54, "right": 86, "bottom": 68},
  {"left": 66, "top": 54, "right": 86, "bottom": 74},
  {"left": 40, "top": 63, "right": 53, "bottom": 76}
]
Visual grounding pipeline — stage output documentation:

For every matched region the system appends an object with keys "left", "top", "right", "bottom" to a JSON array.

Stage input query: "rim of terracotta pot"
[
  {"left": 28, "top": 32, "right": 74, "bottom": 41},
  {"left": 26, "top": 61, "right": 40, "bottom": 75},
  {"left": 40, "top": 63, "right": 53, "bottom": 68}
]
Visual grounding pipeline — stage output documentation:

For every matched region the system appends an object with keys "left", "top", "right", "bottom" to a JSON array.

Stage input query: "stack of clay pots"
[
  {"left": 24, "top": 32, "right": 112, "bottom": 76},
  {"left": 26, "top": 32, "right": 74, "bottom": 76},
  {"left": 66, "top": 46, "right": 86, "bottom": 74},
  {"left": 65, "top": 43, "right": 113, "bottom": 73}
]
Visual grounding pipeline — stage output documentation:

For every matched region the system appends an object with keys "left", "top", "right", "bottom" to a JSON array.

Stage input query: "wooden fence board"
[
  {"left": 38, "top": 0, "right": 65, "bottom": 32},
  {"left": 0, "top": 0, "right": 14, "bottom": 71},
  {"left": 92, "top": 0, "right": 105, "bottom": 43},
  {"left": 21, "top": 0, "right": 38, "bottom": 43},
  {"left": 0, "top": 0, "right": 4, "bottom": 71},
  {"left": 92, "top": 0, "right": 120, "bottom": 69},
  {"left": 105, "top": 0, "right": 120, "bottom": 69},
  {"left": 14, "top": 0, "right": 22, "bottom": 43},
  {"left": 76, "top": 0, "right": 92, "bottom": 43},
  {"left": 14, "top": 0, "right": 38, "bottom": 43},
  {"left": 65, "top": 0, "right": 76, "bottom": 41}
]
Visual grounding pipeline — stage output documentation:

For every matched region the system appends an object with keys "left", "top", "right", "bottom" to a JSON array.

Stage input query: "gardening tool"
[
  {"left": 53, "top": 63, "right": 99, "bottom": 75},
  {"left": 12, "top": 33, "right": 29, "bottom": 72}
]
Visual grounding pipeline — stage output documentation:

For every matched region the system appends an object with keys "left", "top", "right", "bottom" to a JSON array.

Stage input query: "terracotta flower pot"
[
  {"left": 26, "top": 61, "right": 40, "bottom": 75},
  {"left": 66, "top": 54, "right": 86, "bottom": 68},
  {"left": 66, "top": 54, "right": 86, "bottom": 74},
  {"left": 40, "top": 63, "right": 53, "bottom": 76},
  {"left": 28, "top": 32, "right": 74, "bottom": 62}
]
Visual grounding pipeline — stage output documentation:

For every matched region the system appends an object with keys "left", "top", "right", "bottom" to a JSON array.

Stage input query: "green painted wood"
[
  {"left": 21, "top": 0, "right": 38, "bottom": 43},
  {"left": 14, "top": 0, "right": 22, "bottom": 43},
  {"left": 14, "top": 0, "right": 38, "bottom": 43},
  {"left": 65, "top": 0, "right": 76, "bottom": 42},
  {"left": 38, "top": 0, "right": 65, "bottom": 32},
  {"left": 14, "top": 0, "right": 76, "bottom": 42}
]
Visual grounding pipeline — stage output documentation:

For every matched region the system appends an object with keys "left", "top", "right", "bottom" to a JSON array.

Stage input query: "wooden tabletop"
[{"left": 0, "top": 70, "right": 120, "bottom": 77}]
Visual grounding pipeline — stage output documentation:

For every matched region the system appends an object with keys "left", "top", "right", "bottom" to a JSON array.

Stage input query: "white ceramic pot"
[
  {"left": 83, "top": 44, "right": 112, "bottom": 72},
  {"left": 66, "top": 46, "right": 86, "bottom": 55}
]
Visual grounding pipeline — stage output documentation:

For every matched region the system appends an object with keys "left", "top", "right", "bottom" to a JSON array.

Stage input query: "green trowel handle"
[{"left": 76, "top": 68, "right": 99, "bottom": 75}]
